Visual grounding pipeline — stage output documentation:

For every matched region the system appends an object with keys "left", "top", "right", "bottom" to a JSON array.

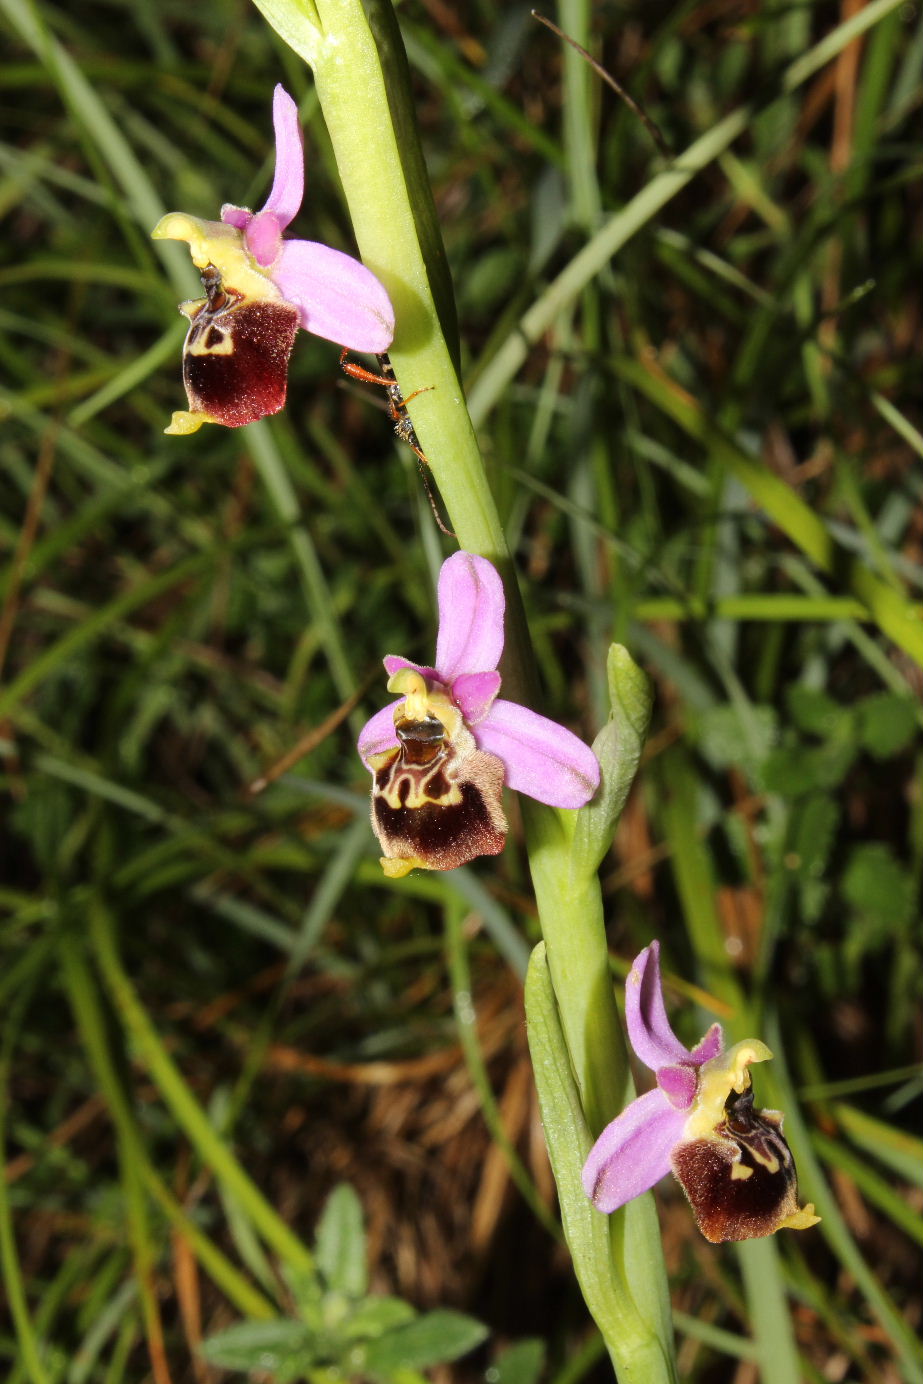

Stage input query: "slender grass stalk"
[
  {"left": 55, "top": 928, "right": 276, "bottom": 1320},
  {"left": 246, "top": 422, "right": 359, "bottom": 709},
  {"left": 614, "top": 358, "right": 923, "bottom": 667},
  {"left": 88, "top": 894, "right": 315, "bottom": 1276},
  {"left": 0, "top": 946, "right": 55, "bottom": 1384},
  {"left": 444, "top": 897, "right": 562, "bottom": 1240},
  {"left": 466, "top": 0, "right": 908, "bottom": 425},
  {"left": 60, "top": 930, "right": 175, "bottom": 1384}
]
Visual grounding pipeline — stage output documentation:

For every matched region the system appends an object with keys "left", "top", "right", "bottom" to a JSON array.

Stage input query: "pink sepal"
[
  {"left": 434, "top": 552, "right": 505, "bottom": 680},
  {"left": 262, "top": 84, "right": 304, "bottom": 230}
]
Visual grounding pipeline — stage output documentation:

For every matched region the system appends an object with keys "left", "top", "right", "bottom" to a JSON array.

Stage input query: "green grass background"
[{"left": 1, "top": 0, "right": 921, "bottom": 1380}]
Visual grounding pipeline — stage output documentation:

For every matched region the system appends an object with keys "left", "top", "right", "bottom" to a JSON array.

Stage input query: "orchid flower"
[
  {"left": 582, "top": 942, "right": 819, "bottom": 1243},
  {"left": 152, "top": 84, "right": 395, "bottom": 435},
  {"left": 358, "top": 551, "right": 601, "bottom": 878}
]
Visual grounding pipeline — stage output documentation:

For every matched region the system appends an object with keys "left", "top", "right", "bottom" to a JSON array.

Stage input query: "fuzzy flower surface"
[
  {"left": 358, "top": 551, "right": 601, "bottom": 878},
  {"left": 152, "top": 84, "right": 394, "bottom": 434},
  {"left": 582, "top": 942, "right": 820, "bottom": 1243}
]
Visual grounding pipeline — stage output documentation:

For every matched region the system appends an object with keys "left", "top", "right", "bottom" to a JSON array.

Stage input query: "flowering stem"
[
  {"left": 251, "top": 0, "right": 507, "bottom": 565},
  {"left": 249, "top": 1, "right": 677, "bottom": 1375}
]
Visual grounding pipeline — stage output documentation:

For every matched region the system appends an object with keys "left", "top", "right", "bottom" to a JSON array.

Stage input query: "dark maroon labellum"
[
  {"left": 180, "top": 264, "right": 299, "bottom": 427},
  {"left": 671, "top": 1087, "right": 812, "bottom": 1243},
  {"left": 370, "top": 715, "right": 507, "bottom": 874}
]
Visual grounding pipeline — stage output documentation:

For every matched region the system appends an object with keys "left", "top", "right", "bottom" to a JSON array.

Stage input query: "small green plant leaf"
[
  {"left": 762, "top": 738, "right": 856, "bottom": 796},
  {"left": 843, "top": 843, "right": 915, "bottom": 943},
  {"left": 786, "top": 685, "right": 846, "bottom": 737},
  {"left": 199, "top": 1319, "right": 315, "bottom": 1370},
  {"left": 571, "top": 644, "right": 653, "bottom": 874},
  {"left": 856, "top": 692, "right": 919, "bottom": 759},
  {"left": 315, "top": 1182, "right": 368, "bottom": 1298},
  {"left": 693, "top": 703, "right": 778, "bottom": 780},
  {"left": 490, "top": 1338, "right": 546, "bottom": 1384},
  {"left": 360, "top": 1309, "right": 488, "bottom": 1375},
  {"left": 341, "top": 1295, "right": 416, "bottom": 1342},
  {"left": 788, "top": 794, "right": 840, "bottom": 923}
]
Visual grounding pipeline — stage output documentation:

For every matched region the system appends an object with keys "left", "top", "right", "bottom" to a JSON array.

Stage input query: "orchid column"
[{"left": 248, "top": 1, "right": 677, "bottom": 1378}]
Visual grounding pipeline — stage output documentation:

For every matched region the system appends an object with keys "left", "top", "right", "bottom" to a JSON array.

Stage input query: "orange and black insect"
[
  {"left": 339, "top": 350, "right": 433, "bottom": 466},
  {"left": 339, "top": 351, "right": 453, "bottom": 535}
]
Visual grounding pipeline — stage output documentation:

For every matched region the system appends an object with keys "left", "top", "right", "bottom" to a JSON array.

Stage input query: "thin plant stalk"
[{"left": 249, "top": 0, "right": 678, "bottom": 1376}]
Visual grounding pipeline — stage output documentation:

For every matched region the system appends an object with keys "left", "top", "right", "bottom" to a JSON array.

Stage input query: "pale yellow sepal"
[
  {"left": 152, "top": 211, "right": 282, "bottom": 304},
  {"left": 379, "top": 856, "right": 425, "bottom": 879},
  {"left": 164, "top": 409, "right": 217, "bottom": 436},
  {"left": 777, "top": 1203, "right": 821, "bottom": 1232}
]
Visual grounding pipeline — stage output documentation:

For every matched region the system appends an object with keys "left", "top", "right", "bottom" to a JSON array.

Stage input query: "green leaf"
[
  {"left": 199, "top": 1319, "right": 314, "bottom": 1370},
  {"left": 360, "top": 1309, "right": 488, "bottom": 1375},
  {"left": 788, "top": 794, "right": 840, "bottom": 923},
  {"left": 341, "top": 1296, "right": 416, "bottom": 1342},
  {"left": 571, "top": 644, "right": 653, "bottom": 875},
  {"left": 785, "top": 685, "right": 846, "bottom": 737},
  {"left": 856, "top": 692, "right": 919, "bottom": 759},
  {"left": 490, "top": 1338, "right": 546, "bottom": 1384},
  {"left": 842, "top": 843, "right": 915, "bottom": 942},
  {"left": 762, "top": 739, "right": 856, "bottom": 796},
  {"left": 693, "top": 703, "right": 778, "bottom": 780},
  {"left": 315, "top": 1182, "right": 367, "bottom": 1298}
]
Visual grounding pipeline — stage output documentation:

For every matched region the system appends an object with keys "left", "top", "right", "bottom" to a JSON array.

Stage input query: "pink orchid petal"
[
  {"left": 473, "top": 699, "right": 600, "bottom": 808},
  {"left": 451, "top": 670, "right": 501, "bottom": 725},
  {"left": 656, "top": 1064, "right": 697, "bottom": 1110},
  {"left": 220, "top": 203, "right": 251, "bottom": 230},
  {"left": 625, "top": 943, "right": 695, "bottom": 1073},
  {"left": 582, "top": 1088, "right": 685, "bottom": 1212},
  {"left": 357, "top": 703, "right": 401, "bottom": 765},
  {"left": 261, "top": 85, "right": 304, "bottom": 231},
  {"left": 244, "top": 210, "right": 283, "bottom": 267},
  {"left": 273, "top": 239, "right": 394, "bottom": 350},
  {"left": 382, "top": 655, "right": 439, "bottom": 682},
  {"left": 434, "top": 552, "right": 505, "bottom": 680},
  {"left": 689, "top": 1023, "right": 723, "bottom": 1064}
]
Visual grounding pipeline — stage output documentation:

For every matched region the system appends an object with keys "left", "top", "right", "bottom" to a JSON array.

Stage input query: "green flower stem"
[
  {"left": 252, "top": 0, "right": 505, "bottom": 563},
  {"left": 284, "top": 0, "right": 638, "bottom": 1133},
  {"left": 249, "top": 3, "right": 676, "bottom": 1375},
  {"left": 252, "top": 0, "right": 630, "bottom": 1119},
  {"left": 524, "top": 809, "right": 678, "bottom": 1382},
  {"left": 522, "top": 801, "right": 627, "bottom": 1131}
]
